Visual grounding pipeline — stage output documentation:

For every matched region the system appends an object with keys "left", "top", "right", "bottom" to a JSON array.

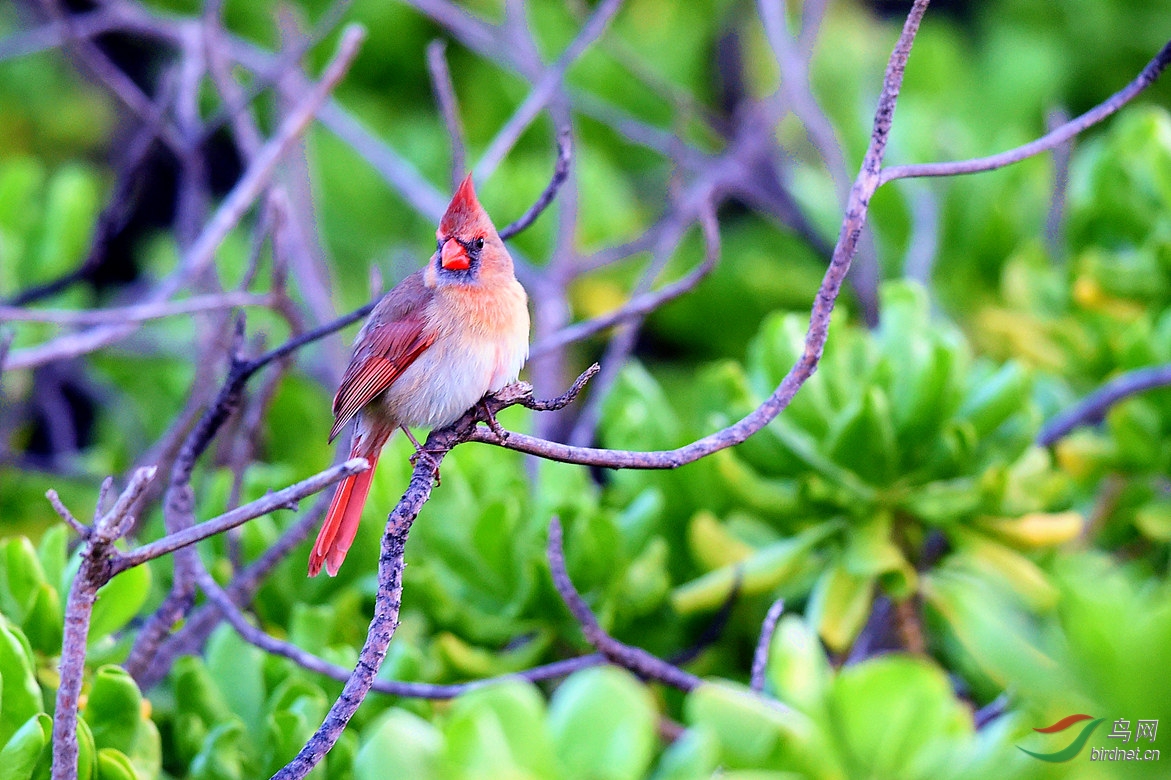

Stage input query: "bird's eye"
[
  {"left": 473, "top": 237, "right": 485, "bottom": 251},
  {"left": 437, "top": 238, "right": 443, "bottom": 253}
]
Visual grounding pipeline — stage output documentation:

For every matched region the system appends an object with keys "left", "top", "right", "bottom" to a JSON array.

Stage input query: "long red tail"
[{"left": 309, "top": 448, "right": 381, "bottom": 577}]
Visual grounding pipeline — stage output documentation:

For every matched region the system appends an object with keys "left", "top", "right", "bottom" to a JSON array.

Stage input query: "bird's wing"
[{"left": 329, "top": 275, "right": 436, "bottom": 442}]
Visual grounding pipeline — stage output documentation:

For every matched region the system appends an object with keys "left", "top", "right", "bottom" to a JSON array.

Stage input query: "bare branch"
[
  {"left": 45, "top": 489, "right": 89, "bottom": 537},
  {"left": 5, "top": 24, "right": 367, "bottom": 371},
  {"left": 1038, "top": 363, "right": 1171, "bottom": 447},
  {"left": 427, "top": 39, "right": 467, "bottom": 189},
  {"left": 497, "top": 127, "right": 574, "bottom": 241},
  {"left": 273, "top": 442, "right": 447, "bottom": 778},
  {"left": 110, "top": 459, "right": 369, "bottom": 574},
  {"left": 52, "top": 467, "right": 157, "bottom": 780},
  {"left": 547, "top": 517, "right": 701, "bottom": 692},
  {"left": 750, "top": 598, "right": 785, "bottom": 693},
  {"left": 879, "top": 38, "right": 1171, "bottom": 186},
  {"left": 0, "top": 292, "right": 272, "bottom": 325}
]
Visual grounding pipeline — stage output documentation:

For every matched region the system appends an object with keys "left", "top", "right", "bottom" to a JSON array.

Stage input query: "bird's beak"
[{"left": 440, "top": 238, "right": 470, "bottom": 271}]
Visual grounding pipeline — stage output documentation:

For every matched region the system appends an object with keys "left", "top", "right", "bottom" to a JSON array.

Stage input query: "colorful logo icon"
[{"left": 1019, "top": 714, "right": 1106, "bottom": 762}]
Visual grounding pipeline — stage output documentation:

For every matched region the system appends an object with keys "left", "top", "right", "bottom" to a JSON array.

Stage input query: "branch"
[
  {"left": 879, "top": 38, "right": 1171, "bottom": 186},
  {"left": 0, "top": 292, "right": 271, "bottom": 325},
  {"left": 547, "top": 517, "right": 701, "bottom": 692},
  {"left": 110, "top": 459, "right": 369, "bottom": 574},
  {"left": 5, "top": 24, "right": 367, "bottom": 371},
  {"left": 750, "top": 598, "right": 785, "bottom": 693},
  {"left": 426, "top": 39, "right": 467, "bottom": 190},
  {"left": 468, "top": 0, "right": 931, "bottom": 467},
  {"left": 1037, "top": 363, "right": 1171, "bottom": 446},
  {"left": 51, "top": 467, "right": 157, "bottom": 780},
  {"left": 273, "top": 440, "right": 447, "bottom": 778},
  {"left": 497, "top": 127, "right": 574, "bottom": 241}
]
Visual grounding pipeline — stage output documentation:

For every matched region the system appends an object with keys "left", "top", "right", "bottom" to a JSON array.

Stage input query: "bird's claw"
[
  {"left": 409, "top": 447, "right": 443, "bottom": 485},
  {"left": 479, "top": 400, "right": 508, "bottom": 440}
]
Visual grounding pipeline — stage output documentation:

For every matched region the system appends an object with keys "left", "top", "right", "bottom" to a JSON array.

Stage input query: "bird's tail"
[{"left": 309, "top": 438, "right": 385, "bottom": 577}]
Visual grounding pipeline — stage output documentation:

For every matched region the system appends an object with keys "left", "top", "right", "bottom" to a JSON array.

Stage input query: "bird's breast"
[{"left": 376, "top": 279, "right": 529, "bottom": 429}]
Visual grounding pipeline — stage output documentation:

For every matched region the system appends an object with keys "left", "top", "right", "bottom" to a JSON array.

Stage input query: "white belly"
[{"left": 377, "top": 287, "right": 529, "bottom": 429}]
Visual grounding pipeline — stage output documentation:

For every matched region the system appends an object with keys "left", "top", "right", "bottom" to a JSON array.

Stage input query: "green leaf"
[
  {"left": 36, "top": 526, "right": 69, "bottom": 595},
  {"left": 83, "top": 666, "right": 142, "bottom": 755},
  {"left": 94, "top": 748, "right": 139, "bottom": 780},
  {"left": 0, "top": 622, "right": 43, "bottom": 746},
  {"left": 20, "top": 583, "right": 62, "bottom": 654},
  {"left": 827, "top": 656, "right": 972, "bottom": 778},
  {"left": 87, "top": 564, "right": 150, "bottom": 645},
  {"left": 442, "top": 681, "right": 555, "bottom": 780},
  {"left": 825, "top": 386, "right": 898, "bottom": 484},
  {"left": 956, "top": 362, "right": 1030, "bottom": 438},
  {"left": 806, "top": 564, "right": 874, "bottom": 653},
  {"left": 354, "top": 709, "right": 441, "bottom": 780},
  {"left": 547, "top": 667, "right": 657, "bottom": 780},
  {"left": 672, "top": 523, "right": 839, "bottom": 614},
  {"left": 684, "top": 683, "right": 811, "bottom": 769},
  {"left": 0, "top": 713, "right": 51, "bottom": 780},
  {"left": 2, "top": 538, "right": 48, "bottom": 625},
  {"left": 187, "top": 720, "right": 245, "bottom": 780},
  {"left": 172, "top": 656, "right": 233, "bottom": 726},
  {"left": 29, "top": 165, "right": 100, "bottom": 284},
  {"left": 765, "top": 617, "right": 832, "bottom": 714},
  {"left": 205, "top": 627, "right": 265, "bottom": 737},
  {"left": 649, "top": 727, "right": 719, "bottom": 780}
]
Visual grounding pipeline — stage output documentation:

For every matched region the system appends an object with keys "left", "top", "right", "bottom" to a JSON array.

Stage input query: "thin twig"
[
  {"left": 426, "top": 39, "right": 467, "bottom": 190},
  {"left": 1038, "top": 364, "right": 1171, "bottom": 446},
  {"left": 111, "top": 459, "right": 369, "bottom": 574},
  {"left": 750, "top": 598, "right": 785, "bottom": 693},
  {"left": 878, "top": 38, "right": 1171, "bottom": 186},
  {"left": 547, "top": 517, "right": 702, "bottom": 691},
  {"left": 6, "top": 24, "right": 368, "bottom": 371},
  {"left": 498, "top": 127, "right": 574, "bottom": 241}
]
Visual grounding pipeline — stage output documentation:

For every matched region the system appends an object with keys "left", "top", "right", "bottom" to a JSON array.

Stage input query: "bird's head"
[{"left": 431, "top": 174, "right": 512, "bottom": 285}]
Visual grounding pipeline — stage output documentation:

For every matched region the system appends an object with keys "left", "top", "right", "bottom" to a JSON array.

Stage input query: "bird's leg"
[
  {"left": 402, "top": 425, "right": 442, "bottom": 484},
  {"left": 478, "top": 400, "right": 508, "bottom": 440}
]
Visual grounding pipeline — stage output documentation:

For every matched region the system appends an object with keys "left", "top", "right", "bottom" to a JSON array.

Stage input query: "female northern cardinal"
[{"left": 309, "top": 175, "right": 529, "bottom": 576}]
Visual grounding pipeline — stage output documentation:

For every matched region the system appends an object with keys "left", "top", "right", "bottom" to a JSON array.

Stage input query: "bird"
[{"left": 309, "top": 174, "right": 530, "bottom": 577}]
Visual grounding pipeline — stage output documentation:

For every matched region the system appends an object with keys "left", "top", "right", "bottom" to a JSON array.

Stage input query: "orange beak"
[{"left": 440, "top": 238, "right": 470, "bottom": 271}]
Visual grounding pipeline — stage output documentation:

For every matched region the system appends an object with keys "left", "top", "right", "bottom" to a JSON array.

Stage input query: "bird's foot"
[
  {"left": 401, "top": 425, "right": 443, "bottom": 484},
  {"left": 408, "top": 447, "right": 443, "bottom": 485},
  {"left": 478, "top": 400, "right": 509, "bottom": 441}
]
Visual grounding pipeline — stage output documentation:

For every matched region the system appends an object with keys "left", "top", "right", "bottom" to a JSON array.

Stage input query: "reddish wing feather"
[{"left": 329, "top": 316, "right": 433, "bottom": 441}]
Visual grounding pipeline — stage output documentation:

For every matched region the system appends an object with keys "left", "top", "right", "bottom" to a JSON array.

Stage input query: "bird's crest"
[{"left": 439, "top": 174, "right": 489, "bottom": 236}]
